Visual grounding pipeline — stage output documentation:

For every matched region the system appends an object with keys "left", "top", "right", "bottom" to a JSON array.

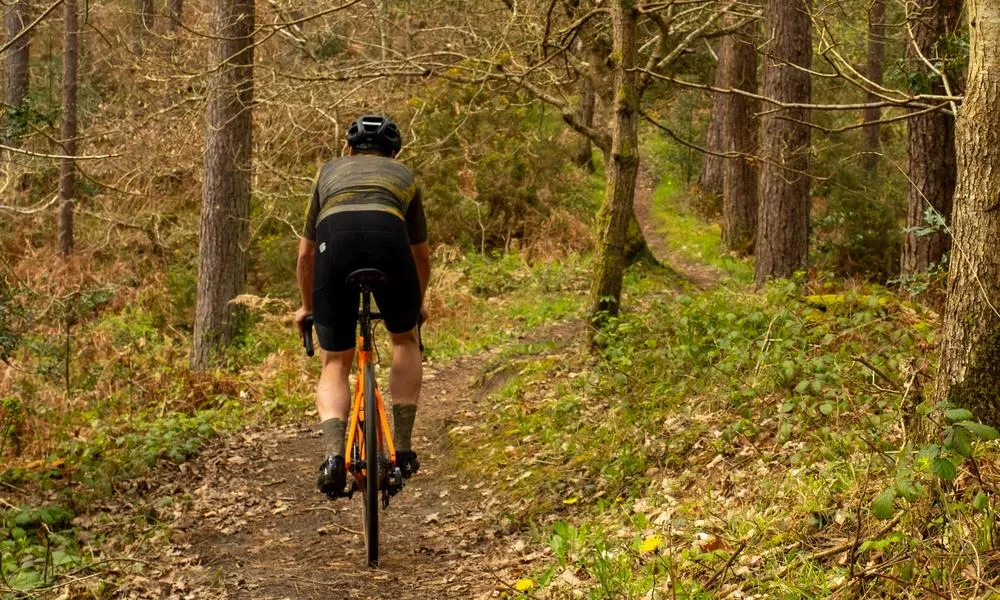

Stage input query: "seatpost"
[{"left": 361, "top": 287, "right": 373, "bottom": 352}]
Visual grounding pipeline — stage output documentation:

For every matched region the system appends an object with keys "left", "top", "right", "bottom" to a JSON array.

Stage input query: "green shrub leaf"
[
  {"left": 932, "top": 457, "right": 957, "bottom": 481},
  {"left": 957, "top": 421, "right": 1000, "bottom": 440},
  {"left": 944, "top": 408, "right": 974, "bottom": 422},
  {"left": 872, "top": 487, "right": 897, "bottom": 520}
]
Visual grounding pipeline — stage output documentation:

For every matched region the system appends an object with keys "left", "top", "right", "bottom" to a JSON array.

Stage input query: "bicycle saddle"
[{"left": 345, "top": 268, "right": 390, "bottom": 286}]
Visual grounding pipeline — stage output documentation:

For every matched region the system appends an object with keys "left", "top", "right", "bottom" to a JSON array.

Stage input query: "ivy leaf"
[
  {"left": 932, "top": 457, "right": 957, "bottom": 481},
  {"left": 819, "top": 402, "right": 834, "bottom": 416},
  {"left": 872, "top": 487, "right": 897, "bottom": 520},
  {"left": 957, "top": 421, "right": 1000, "bottom": 441},
  {"left": 944, "top": 408, "right": 974, "bottom": 422}
]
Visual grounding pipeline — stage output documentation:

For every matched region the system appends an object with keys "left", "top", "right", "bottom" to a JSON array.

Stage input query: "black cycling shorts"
[{"left": 312, "top": 211, "right": 421, "bottom": 351}]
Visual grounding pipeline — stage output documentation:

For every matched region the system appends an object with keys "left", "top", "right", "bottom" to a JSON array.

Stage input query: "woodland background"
[{"left": 3, "top": 0, "right": 1000, "bottom": 598}]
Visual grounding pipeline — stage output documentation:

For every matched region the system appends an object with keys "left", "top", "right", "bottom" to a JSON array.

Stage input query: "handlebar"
[{"left": 302, "top": 314, "right": 314, "bottom": 357}]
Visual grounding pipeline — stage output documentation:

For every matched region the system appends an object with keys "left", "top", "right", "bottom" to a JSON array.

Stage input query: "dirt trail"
[
  {"left": 122, "top": 325, "right": 580, "bottom": 600},
  {"left": 632, "top": 162, "right": 721, "bottom": 289}
]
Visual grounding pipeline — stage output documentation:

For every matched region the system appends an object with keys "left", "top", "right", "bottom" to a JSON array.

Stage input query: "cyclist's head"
[{"left": 346, "top": 114, "right": 402, "bottom": 157}]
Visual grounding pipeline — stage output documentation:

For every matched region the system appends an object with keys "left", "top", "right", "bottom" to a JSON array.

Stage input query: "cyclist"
[{"left": 294, "top": 114, "right": 430, "bottom": 498}]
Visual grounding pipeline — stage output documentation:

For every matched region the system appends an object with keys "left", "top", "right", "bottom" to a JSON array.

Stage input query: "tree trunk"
[
  {"left": 377, "top": 0, "right": 391, "bottom": 109},
  {"left": 191, "top": 0, "right": 254, "bottom": 370},
  {"left": 933, "top": 1, "right": 1000, "bottom": 426},
  {"left": 167, "top": 0, "right": 183, "bottom": 33},
  {"left": 720, "top": 17, "right": 758, "bottom": 255},
  {"left": 589, "top": 0, "right": 638, "bottom": 325},
  {"left": 754, "top": 0, "right": 811, "bottom": 285},
  {"left": 699, "top": 55, "right": 725, "bottom": 196},
  {"left": 900, "top": 0, "right": 961, "bottom": 276},
  {"left": 861, "top": 0, "right": 885, "bottom": 173},
  {"left": 574, "top": 68, "right": 596, "bottom": 172},
  {"left": 58, "top": 0, "right": 79, "bottom": 257},
  {"left": 3, "top": 0, "right": 31, "bottom": 146}
]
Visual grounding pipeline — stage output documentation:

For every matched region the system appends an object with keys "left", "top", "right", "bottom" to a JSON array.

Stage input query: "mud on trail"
[{"left": 117, "top": 344, "right": 551, "bottom": 600}]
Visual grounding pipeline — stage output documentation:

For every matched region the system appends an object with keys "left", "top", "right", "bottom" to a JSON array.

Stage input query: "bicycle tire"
[{"left": 363, "top": 361, "right": 380, "bottom": 567}]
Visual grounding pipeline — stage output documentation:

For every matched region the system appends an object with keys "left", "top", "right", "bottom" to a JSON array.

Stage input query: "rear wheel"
[{"left": 363, "top": 361, "right": 380, "bottom": 567}]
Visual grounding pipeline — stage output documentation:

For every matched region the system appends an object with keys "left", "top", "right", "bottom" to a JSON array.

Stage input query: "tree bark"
[
  {"left": 720, "top": 17, "right": 758, "bottom": 255},
  {"left": 900, "top": 0, "right": 961, "bottom": 276},
  {"left": 191, "top": 0, "right": 254, "bottom": 370},
  {"left": 699, "top": 54, "right": 725, "bottom": 196},
  {"left": 861, "top": 0, "right": 885, "bottom": 173},
  {"left": 574, "top": 65, "right": 596, "bottom": 172},
  {"left": 754, "top": 0, "right": 811, "bottom": 285},
  {"left": 3, "top": 0, "right": 31, "bottom": 146},
  {"left": 58, "top": 0, "right": 79, "bottom": 257},
  {"left": 933, "top": 1, "right": 1000, "bottom": 426},
  {"left": 589, "top": 0, "right": 639, "bottom": 325}
]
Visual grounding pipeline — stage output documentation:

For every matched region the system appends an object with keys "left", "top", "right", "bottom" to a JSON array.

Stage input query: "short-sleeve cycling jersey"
[{"left": 302, "top": 154, "right": 427, "bottom": 244}]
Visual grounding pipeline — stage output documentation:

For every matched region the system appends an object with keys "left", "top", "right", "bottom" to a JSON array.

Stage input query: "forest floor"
[{"left": 109, "top": 322, "right": 583, "bottom": 600}]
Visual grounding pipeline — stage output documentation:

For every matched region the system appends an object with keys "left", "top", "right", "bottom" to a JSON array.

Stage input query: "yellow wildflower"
[
  {"left": 638, "top": 535, "right": 664, "bottom": 554},
  {"left": 514, "top": 578, "right": 535, "bottom": 592}
]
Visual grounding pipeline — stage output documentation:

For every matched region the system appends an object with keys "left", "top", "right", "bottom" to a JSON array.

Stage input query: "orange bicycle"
[{"left": 302, "top": 268, "right": 405, "bottom": 567}]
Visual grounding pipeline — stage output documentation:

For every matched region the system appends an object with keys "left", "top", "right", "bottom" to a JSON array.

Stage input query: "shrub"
[{"left": 411, "top": 85, "right": 597, "bottom": 254}]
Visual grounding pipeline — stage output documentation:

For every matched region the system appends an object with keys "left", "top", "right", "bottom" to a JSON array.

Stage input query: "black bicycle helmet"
[{"left": 346, "top": 114, "right": 402, "bottom": 156}]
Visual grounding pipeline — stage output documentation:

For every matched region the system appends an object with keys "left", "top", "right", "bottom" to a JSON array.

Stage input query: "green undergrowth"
[
  {"left": 465, "top": 275, "right": 996, "bottom": 598},
  {"left": 422, "top": 251, "right": 591, "bottom": 361},
  {"left": 457, "top": 233, "right": 998, "bottom": 596}
]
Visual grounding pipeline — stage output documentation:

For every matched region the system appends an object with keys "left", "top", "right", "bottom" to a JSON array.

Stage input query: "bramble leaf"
[
  {"left": 957, "top": 421, "right": 1000, "bottom": 441},
  {"left": 932, "top": 457, "right": 957, "bottom": 481},
  {"left": 872, "top": 487, "right": 896, "bottom": 520}
]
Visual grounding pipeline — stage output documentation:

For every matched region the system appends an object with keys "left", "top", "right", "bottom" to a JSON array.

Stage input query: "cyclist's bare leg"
[
  {"left": 388, "top": 328, "right": 421, "bottom": 461},
  {"left": 316, "top": 347, "right": 354, "bottom": 494},
  {"left": 388, "top": 328, "right": 421, "bottom": 405},
  {"left": 318, "top": 348, "right": 354, "bottom": 420}
]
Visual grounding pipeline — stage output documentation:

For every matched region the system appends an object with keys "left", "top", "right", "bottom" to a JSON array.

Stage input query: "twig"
[
  {"left": 704, "top": 538, "right": 747, "bottom": 590},
  {"left": 0, "top": 0, "right": 65, "bottom": 55},
  {"left": 853, "top": 356, "right": 903, "bottom": 392},
  {"left": 764, "top": 513, "right": 902, "bottom": 582},
  {"left": 0, "top": 196, "right": 59, "bottom": 215},
  {"left": 302, "top": 506, "right": 364, "bottom": 535},
  {"left": 848, "top": 452, "right": 875, "bottom": 578},
  {"left": 0, "top": 144, "right": 118, "bottom": 160},
  {"left": 486, "top": 566, "right": 542, "bottom": 599}
]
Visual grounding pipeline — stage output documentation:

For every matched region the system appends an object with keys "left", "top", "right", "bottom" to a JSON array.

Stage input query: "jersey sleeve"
[
  {"left": 405, "top": 187, "right": 428, "bottom": 245},
  {"left": 302, "top": 171, "right": 322, "bottom": 241}
]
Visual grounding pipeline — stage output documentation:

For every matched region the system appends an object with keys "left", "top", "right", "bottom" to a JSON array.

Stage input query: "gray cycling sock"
[
  {"left": 392, "top": 404, "right": 418, "bottom": 452},
  {"left": 321, "top": 417, "right": 347, "bottom": 458}
]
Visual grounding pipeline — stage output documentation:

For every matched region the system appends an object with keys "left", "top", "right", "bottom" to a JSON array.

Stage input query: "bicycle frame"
[{"left": 344, "top": 290, "right": 397, "bottom": 481}]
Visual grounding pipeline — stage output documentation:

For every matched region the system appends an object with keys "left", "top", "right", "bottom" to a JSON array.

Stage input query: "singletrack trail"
[
  {"left": 632, "top": 162, "right": 720, "bottom": 289},
  {"left": 124, "top": 339, "right": 561, "bottom": 599}
]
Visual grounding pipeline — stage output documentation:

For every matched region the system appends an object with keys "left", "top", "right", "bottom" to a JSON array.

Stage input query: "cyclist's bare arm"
[
  {"left": 411, "top": 241, "right": 430, "bottom": 312},
  {"left": 296, "top": 237, "right": 315, "bottom": 331}
]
